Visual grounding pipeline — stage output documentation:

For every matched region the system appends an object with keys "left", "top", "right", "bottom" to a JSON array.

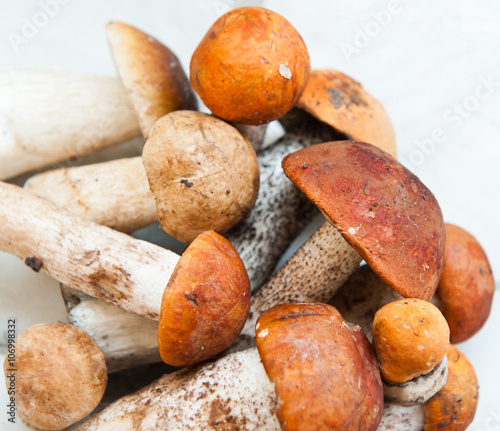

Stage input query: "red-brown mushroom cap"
[
  {"left": 107, "top": 21, "right": 198, "bottom": 137},
  {"left": 282, "top": 141, "right": 446, "bottom": 300},
  {"left": 423, "top": 345, "right": 479, "bottom": 431},
  {"left": 296, "top": 69, "right": 396, "bottom": 157},
  {"left": 190, "top": 7, "right": 310, "bottom": 125},
  {"left": 435, "top": 223, "right": 495, "bottom": 343},
  {"left": 256, "top": 303, "right": 383, "bottom": 431},
  {"left": 158, "top": 231, "right": 251, "bottom": 367},
  {"left": 3, "top": 323, "right": 107, "bottom": 430}
]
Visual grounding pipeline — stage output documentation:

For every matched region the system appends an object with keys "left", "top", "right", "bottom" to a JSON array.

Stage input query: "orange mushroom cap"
[
  {"left": 435, "top": 224, "right": 495, "bottom": 343},
  {"left": 256, "top": 303, "right": 383, "bottom": 431},
  {"left": 282, "top": 141, "right": 446, "bottom": 300},
  {"left": 190, "top": 7, "right": 310, "bottom": 125},
  {"left": 158, "top": 231, "right": 251, "bottom": 367},
  {"left": 423, "top": 345, "right": 479, "bottom": 431},
  {"left": 296, "top": 69, "right": 396, "bottom": 156},
  {"left": 372, "top": 299, "right": 450, "bottom": 384}
]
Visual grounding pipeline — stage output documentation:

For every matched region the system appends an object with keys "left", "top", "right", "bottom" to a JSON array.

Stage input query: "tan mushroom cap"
[
  {"left": 106, "top": 21, "right": 198, "bottom": 137},
  {"left": 190, "top": 7, "right": 310, "bottom": 125},
  {"left": 3, "top": 322, "right": 107, "bottom": 430},
  {"left": 423, "top": 345, "right": 478, "bottom": 431},
  {"left": 435, "top": 224, "right": 495, "bottom": 343},
  {"left": 256, "top": 303, "right": 383, "bottom": 431},
  {"left": 282, "top": 141, "right": 445, "bottom": 300},
  {"left": 296, "top": 69, "right": 396, "bottom": 157},
  {"left": 372, "top": 299, "right": 450, "bottom": 384},
  {"left": 143, "top": 111, "right": 259, "bottom": 243},
  {"left": 158, "top": 231, "right": 251, "bottom": 367}
]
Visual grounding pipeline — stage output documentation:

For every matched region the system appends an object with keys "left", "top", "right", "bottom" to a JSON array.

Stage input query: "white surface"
[{"left": 0, "top": 0, "right": 499, "bottom": 429}]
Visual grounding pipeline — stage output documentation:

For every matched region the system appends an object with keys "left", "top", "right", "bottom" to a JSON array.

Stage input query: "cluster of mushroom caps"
[{"left": 1, "top": 6, "right": 495, "bottom": 431}]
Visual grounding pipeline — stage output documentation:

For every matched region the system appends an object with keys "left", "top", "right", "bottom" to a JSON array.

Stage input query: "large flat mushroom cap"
[
  {"left": 297, "top": 70, "right": 396, "bottom": 157},
  {"left": 158, "top": 231, "right": 251, "bottom": 367},
  {"left": 282, "top": 141, "right": 445, "bottom": 300},
  {"left": 256, "top": 303, "right": 383, "bottom": 431},
  {"left": 107, "top": 21, "right": 198, "bottom": 137}
]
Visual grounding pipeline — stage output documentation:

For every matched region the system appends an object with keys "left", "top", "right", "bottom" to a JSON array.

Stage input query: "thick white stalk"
[
  {"left": 0, "top": 182, "right": 179, "bottom": 319},
  {"left": 73, "top": 348, "right": 425, "bottom": 431},
  {"left": 0, "top": 69, "right": 141, "bottom": 179}
]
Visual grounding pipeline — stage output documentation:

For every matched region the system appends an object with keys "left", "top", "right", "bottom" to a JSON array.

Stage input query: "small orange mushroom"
[
  {"left": 435, "top": 223, "right": 495, "bottom": 343},
  {"left": 423, "top": 345, "right": 479, "bottom": 431},
  {"left": 190, "top": 7, "right": 310, "bottom": 125}
]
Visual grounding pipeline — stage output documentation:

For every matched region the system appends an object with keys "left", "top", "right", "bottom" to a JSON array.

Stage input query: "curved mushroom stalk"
[
  {"left": 0, "top": 69, "right": 141, "bottom": 180},
  {"left": 0, "top": 182, "right": 250, "bottom": 368}
]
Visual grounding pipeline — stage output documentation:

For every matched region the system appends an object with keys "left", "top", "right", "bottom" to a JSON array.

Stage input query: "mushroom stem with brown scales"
[
  {"left": 0, "top": 181, "right": 251, "bottom": 367},
  {"left": 0, "top": 69, "right": 142, "bottom": 180}
]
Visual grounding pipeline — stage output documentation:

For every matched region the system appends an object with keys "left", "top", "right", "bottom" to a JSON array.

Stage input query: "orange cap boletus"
[
  {"left": 435, "top": 223, "right": 495, "bottom": 343},
  {"left": 4, "top": 322, "right": 107, "bottom": 430},
  {"left": 158, "top": 231, "right": 251, "bottom": 367},
  {"left": 107, "top": 21, "right": 198, "bottom": 137},
  {"left": 256, "top": 303, "right": 383, "bottom": 431},
  {"left": 296, "top": 69, "right": 396, "bottom": 156},
  {"left": 190, "top": 7, "right": 310, "bottom": 125},
  {"left": 282, "top": 141, "right": 446, "bottom": 301},
  {"left": 423, "top": 345, "right": 478, "bottom": 431},
  {"left": 372, "top": 299, "right": 450, "bottom": 403}
]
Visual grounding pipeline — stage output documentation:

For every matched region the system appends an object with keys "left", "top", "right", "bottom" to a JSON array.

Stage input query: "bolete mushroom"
[
  {"left": 282, "top": 140, "right": 446, "bottom": 301},
  {"left": 434, "top": 223, "right": 495, "bottom": 343},
  {"left": 190, "top": 6, "right": 310, "bottom": 125},
  {"left": 422, "top": 344, "right": 479, "bottom": 430},
  {"left": 74, "top": 303, "right": 386, "bottom": 430},
  {"left": 0, "top": 182, "right": 250, "bottom": 367},
  {"left": 256, "top": 303, "right": 384, "bottom": 430},
  {"left": 372, "top": 298, "right": 450, "bottom": 404},
  {"left": 106, "top": 21, "right": 198, "bottom": 138},
  {"left": 3, "top": 322, "right": 107, "bottom": 430},
  {"left": 0, "top": 69, "right": 141, "bottom": 180}
]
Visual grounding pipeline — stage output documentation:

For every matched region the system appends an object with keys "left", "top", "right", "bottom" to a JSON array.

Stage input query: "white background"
[{"left": 1, "top": 0, "right": 499, "bottom": 429}]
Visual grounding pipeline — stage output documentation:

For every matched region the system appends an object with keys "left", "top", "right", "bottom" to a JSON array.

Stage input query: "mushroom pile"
[{"left": 1, "top": 6, "right": 494, "bottom": 431}]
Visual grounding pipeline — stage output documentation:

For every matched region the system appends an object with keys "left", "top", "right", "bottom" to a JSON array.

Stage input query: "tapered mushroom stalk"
[
  {"left": 0, "top": 69, "right": 141, "bottom": 179},
  {"left": 75, "top": 303, "right": 386, "bottom": 431},
  {"left": 434, "top": 223, "right": 495, "bottom": 343},
  {"left": 3, "top": 323, "right": 107, "bottom": 430},
  {"left": 0, "top": 182, "right": 250, "bottom": 367},
  {"left": 372, "top": 299, "right": 450, "bottom": 404}
]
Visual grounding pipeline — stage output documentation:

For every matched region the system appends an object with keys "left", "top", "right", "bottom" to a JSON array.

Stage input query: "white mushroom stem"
[
  {"left": 331, "top": 265, "right": 448, "bottom": 404},
  {"left": 73, "top": 347, "right": 425, "bottom": 431},
  {"left": 0, "top": 181, "right": 178, "bottom": 319},
  {"left": 0, "top": 69, "right": 141, "bottom": 180}
]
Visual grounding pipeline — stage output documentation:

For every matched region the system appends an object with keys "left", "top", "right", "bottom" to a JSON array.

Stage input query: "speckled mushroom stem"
[
  {"left": 72, "top": 347, "right": 425, "bottom": 431},
  {"left": 0, "top": 181, "right": 178, "bottom": 320},
  {"left": 238, "top": 221, "right": 363, "bottom": 344},
  {"left": 0, "top": 69, "right": 141, "bottom": 180}
]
